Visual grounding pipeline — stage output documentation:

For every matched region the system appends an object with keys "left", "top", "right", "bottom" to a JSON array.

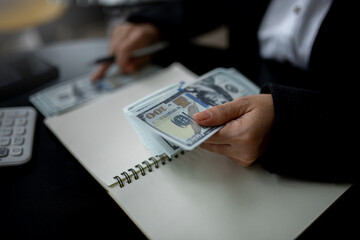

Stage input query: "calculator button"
[
  {"left": 3, "top": 118, "right": 14, "bottom": 127},
  {"left": 12, "top": 137, "right": 24, "bottom": 146},
  {"left": 5, "top": 110, "right": 29, "bottom": 118},
  {"left": 0, "top": 138, "right": 11, "bottom": 146},
  {"left": 14, "top": 127, "right": 26, "bottom": 135},
  {"left": 0, "top": 128, "right": 12, "bottom": 136},
  {"left": 10, "top": 147, "right": 23, "bottom": 156},
  {"left": 0, "top": 147, "right": 9, "bottom": 157},
  {"left": 15, "top": 118, "right": 27, "bottom": 126}
]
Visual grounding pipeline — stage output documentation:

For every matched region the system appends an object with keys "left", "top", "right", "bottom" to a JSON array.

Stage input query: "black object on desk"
[{"left": 0, "top": 55, "right": 58, "bottom": 101}]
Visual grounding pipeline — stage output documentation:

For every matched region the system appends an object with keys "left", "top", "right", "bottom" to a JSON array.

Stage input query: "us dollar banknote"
[
  {"left": 132, "top": 68, "right": 259, "bottom": 151},
  {"left": 30, "top": 64, "right": 160, "bottom": 117},
  {"left": 124, "top": 82, "right": 185, "bottom": 157}
]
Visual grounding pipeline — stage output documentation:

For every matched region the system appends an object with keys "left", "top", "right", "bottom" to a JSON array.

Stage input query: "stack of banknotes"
[{"left": 124, "top": 68, "right": 260, "bottom": 157}]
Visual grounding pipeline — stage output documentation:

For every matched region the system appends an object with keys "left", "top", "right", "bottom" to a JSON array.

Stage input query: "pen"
[{"left": 92, "top": 41, "right": 169, "bottom": 65}]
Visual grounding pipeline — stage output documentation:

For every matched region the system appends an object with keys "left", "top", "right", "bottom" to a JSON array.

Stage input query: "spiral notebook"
[{"left": 44, "top": 63, "right": 350, "bottom": 240}]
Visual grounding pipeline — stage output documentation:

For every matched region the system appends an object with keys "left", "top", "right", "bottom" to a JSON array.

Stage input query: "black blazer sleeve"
[{"left": 259, "top": 0, "right": 359, "bottom": 182}]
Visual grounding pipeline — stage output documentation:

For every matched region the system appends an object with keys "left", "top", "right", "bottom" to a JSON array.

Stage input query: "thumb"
[{"left": 193, "top": 98, "right": 249, "bottom": 126}]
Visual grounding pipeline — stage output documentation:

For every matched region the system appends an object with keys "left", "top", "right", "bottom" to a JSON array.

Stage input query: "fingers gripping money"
[{"left": 124, "top": 68, "right": 260, "bottom": 156}]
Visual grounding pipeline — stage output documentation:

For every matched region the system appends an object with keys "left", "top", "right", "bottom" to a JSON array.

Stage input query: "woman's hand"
[
  {"left": 193, "top": 94, "right": 275, "bottom": 166},
  {"left": 92, "top": 22, "right": 161, "bottom": 80}
]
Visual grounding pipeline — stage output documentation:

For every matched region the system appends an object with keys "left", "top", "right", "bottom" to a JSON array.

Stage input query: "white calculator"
[{"left": 0, "top": 107, "right": 37, "bottom": 166}]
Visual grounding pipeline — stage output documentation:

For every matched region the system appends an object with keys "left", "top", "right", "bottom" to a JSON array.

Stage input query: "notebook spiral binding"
[{"left": 113, "top": 150, "right": 185, "bottom": 188}]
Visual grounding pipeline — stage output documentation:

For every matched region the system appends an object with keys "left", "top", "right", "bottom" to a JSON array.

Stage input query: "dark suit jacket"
[{"left": 129, "top": 0, "right": 358, "bottom": 182}]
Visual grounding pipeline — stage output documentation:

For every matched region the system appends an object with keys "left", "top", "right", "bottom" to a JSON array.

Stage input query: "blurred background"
[
  {"left": 0, "top": 0, "right": 106, "bottom": 54},
  {"left": 0, "top": 0, "right": 228, "bottom": 55}
]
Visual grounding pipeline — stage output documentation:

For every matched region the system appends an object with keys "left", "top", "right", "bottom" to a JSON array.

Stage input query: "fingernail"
[{"left": 193, "top": 110, "right": 211, "bottom": 122}]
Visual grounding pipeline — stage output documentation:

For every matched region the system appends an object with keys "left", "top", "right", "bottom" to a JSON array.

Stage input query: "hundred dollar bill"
[
  {"left": 30, "top": 64, "right": 160, "bottom": 117},
  {"left": 135, "top": 68, "right": 259, "bottom": 151},
  {"left": 124, "top": 82, "right": 185, "bottom": 157}
]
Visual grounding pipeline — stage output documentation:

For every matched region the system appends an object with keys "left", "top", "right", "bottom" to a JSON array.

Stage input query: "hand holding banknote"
[
  {"left": 124, "top": 67, "right": 264, "bottom": 159},
  {"left": 193, "top": 94, "right": 274, "bottom": 167}
]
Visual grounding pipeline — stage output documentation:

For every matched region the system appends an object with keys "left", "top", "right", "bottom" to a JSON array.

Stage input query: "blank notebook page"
[{"left": 110, "top": 148, "right": 349, "bottom": 240}]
